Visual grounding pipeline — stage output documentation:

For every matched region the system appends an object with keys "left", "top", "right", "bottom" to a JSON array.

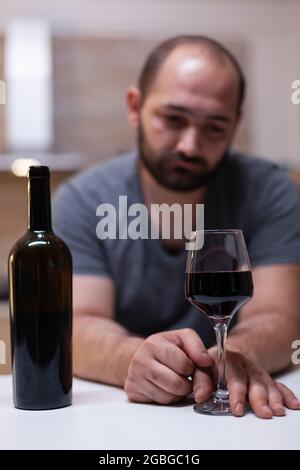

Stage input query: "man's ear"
[{"left": 126, "top": 86, "right": 142, "bottom": 128}]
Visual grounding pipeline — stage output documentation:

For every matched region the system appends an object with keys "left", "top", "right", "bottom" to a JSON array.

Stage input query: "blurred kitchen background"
[{"left": 1, "top": 0, "right": 300, "bottom": 372}]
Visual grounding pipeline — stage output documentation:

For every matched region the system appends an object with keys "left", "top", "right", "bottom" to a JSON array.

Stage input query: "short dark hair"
[{"left": 138, "top": 35, "right": 246, "bottom": 111}]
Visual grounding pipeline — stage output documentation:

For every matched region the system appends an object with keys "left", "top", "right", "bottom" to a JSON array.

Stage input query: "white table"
[{"left": 0, "top": 368, "right": 300, "bottom": 450}]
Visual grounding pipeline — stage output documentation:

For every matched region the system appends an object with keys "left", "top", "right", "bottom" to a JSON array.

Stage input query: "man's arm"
[
  {"left": 226, "top": 263, "right": 300, "bottom": 373},
  {"left": 73, "top": 275, "right": 143, "bottom": 386}
]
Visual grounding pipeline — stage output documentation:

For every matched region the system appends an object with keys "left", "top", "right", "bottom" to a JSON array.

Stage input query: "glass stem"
[{"left": 214, "top": 322, "right": 229, "bottom": 402}]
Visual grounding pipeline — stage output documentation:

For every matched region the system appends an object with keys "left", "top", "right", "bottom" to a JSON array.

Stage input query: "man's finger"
[
  {"left": 149, "top": 360, "right": 192, "bottom": 396},
  {"left": 277, "top": 382, "right": 300, "bottom": 410},
  {"left": 193, "top": 367, "right": 214, "bottom": 403},
  {"left": 153, "top": 339, "right": 195, "bottom": 377},
  {"left": 227, "top": 361, "right": 247, "bottom": 417},
  {"left": 144, "top": 378, "right": 185, "bottom": 405},
  {"left": 267, "top": 382, "right": 285, "bottom": 416},
  {"left": 248, "top": 377, "right": 273, "bottom": 419},
  {"left": 127, "top": 391, "right": 153, "bottom": 404},
  {"left": 172, "top": 328, "right": 214, "bottom": 368}
]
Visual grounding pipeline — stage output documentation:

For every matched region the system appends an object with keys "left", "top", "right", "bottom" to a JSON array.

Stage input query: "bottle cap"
[{"left": 28, "top": 166, "right": 50, "bottom": 178}]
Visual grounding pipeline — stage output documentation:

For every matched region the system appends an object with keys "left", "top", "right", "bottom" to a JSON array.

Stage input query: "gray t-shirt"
[{"left": 52, "top": 152, "right": 300, "bottom": 347}]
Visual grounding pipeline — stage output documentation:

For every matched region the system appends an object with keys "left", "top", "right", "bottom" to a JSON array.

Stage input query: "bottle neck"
[{"left": 28, "top": 176, "right": 52, "bottom": 232}]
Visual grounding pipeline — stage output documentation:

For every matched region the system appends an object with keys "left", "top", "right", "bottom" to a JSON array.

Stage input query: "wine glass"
[{"left": 185, "top": 229, "right": 254, "bottom": 415}]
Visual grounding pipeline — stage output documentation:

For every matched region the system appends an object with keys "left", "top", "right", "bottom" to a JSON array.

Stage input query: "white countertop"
[{"left": 0, "top": 368, "right": 300, "bottom": 450}]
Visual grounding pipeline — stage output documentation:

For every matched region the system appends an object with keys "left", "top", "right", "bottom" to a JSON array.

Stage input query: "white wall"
[{"left": 0, "top": 0, "right": 299, "bottom": 167}]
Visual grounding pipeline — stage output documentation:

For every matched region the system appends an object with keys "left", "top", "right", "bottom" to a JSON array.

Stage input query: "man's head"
[{"left": 126, "top": 35, "right": 245, "bottom": 191}]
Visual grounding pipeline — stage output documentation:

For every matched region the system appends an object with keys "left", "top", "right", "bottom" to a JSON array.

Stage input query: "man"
[{"left": 53, "top": 36, "right": 300, "bottom": 418}]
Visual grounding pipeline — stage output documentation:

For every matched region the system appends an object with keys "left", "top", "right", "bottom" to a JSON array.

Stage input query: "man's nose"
[{"left": 176, "top": 127, "right": 200, "bottom": 158}]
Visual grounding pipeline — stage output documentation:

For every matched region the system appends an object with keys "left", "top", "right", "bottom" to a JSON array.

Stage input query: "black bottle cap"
[{"left": 28, "top": 166, "right": 50, "bottom": 178}]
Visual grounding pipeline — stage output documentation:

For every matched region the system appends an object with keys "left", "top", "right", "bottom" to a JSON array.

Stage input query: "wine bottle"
[{"left": 8, "top": 166, "right": 72, "bottom": 410}]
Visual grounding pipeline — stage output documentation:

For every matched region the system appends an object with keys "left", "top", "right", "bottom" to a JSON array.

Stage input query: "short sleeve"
[
  {"left": 246, "top": 168, "right": 300, "bottom": 267},
  {"left": 52, "top": 182, "right": 113, "bottom": 279}
]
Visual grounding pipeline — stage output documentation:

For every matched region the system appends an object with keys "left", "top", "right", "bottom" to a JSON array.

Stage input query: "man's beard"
[{"left": 138, "top": 126, "right": 229, "bottom": 192}]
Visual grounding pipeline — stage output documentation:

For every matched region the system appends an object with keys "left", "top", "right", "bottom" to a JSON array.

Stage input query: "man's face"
[{"left": 135, "top": 47, "right": 241, "bottom": 191}]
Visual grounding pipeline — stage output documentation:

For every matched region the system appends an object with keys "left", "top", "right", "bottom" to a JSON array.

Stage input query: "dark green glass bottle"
[{"left": 8, "top": 166, "right": 72, "bottom": 410}]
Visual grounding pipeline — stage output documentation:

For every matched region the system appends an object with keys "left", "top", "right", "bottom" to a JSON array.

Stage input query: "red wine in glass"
[{"left": 185, "top": 271, "right": 253, "bottom": 322}]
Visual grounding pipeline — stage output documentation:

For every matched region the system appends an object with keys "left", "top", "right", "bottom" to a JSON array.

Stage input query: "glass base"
[{"left": 193, "top": 397, "right": 251, "bottom": 416}]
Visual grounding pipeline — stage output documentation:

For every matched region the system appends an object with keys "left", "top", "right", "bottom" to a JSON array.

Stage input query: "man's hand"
[
  {"left": 193, "top": 349, "right": 300, "bottom": 418},
  {"left": 124, "top": 328, "right": 213, "bottom": 404}
]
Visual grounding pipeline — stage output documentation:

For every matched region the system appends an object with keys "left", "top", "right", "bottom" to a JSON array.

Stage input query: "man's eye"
[
  {"left": 163, "top": 115, "right": 185, "bottom": 126},
  {"left": 207, "top": 124, "right": 225, "bottom": 134}
]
